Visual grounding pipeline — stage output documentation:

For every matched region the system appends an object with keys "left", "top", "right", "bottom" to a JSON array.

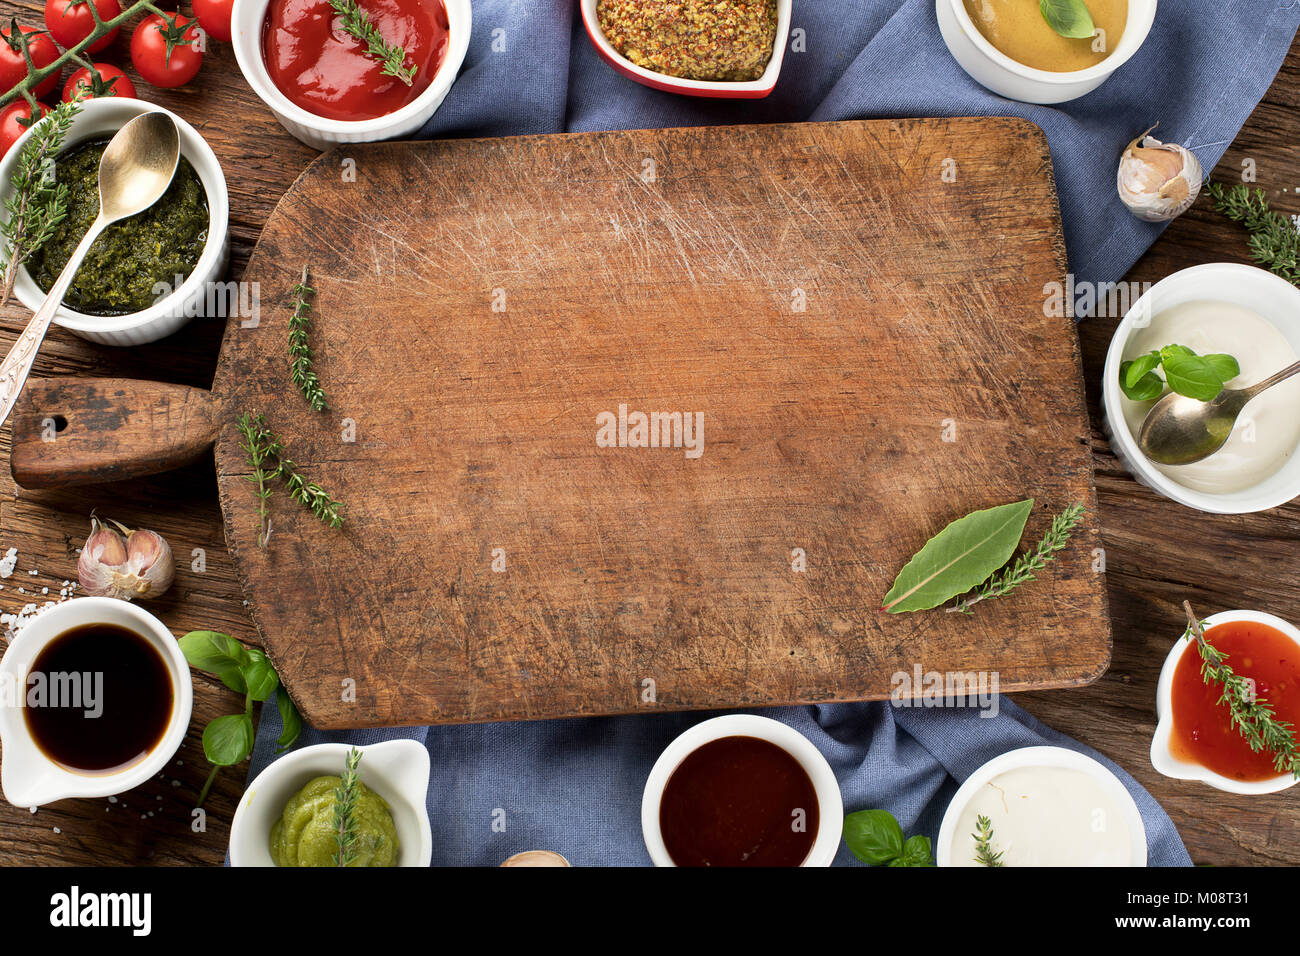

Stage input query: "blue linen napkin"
[{"left": 244, "top": 0, "right": 1300, "bottom": 865}]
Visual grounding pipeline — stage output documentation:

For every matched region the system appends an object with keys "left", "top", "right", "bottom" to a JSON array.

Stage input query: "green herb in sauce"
[{"left": 27, "top": 137, "right": 209, "bottom": 317}]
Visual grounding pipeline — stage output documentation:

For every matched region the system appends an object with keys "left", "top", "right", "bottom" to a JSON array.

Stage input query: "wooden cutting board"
[{"left": 10, "top": 119, "right": 1110, "bottom": 728}]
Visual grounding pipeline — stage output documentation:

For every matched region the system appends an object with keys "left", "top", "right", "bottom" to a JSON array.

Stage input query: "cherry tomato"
[
  {"left": 0, "top": 26, "right": 61, "bottom": 99},
  {"left": 44, "top": 0, "right": 121, "bottom": 54},
  {"left": 191, "top": 0, "right": 232, "bottom": 44},
  {"left": 63, "top": 62, "right": 135, "bottom": 101},
  {"left": 130, "top": 13, "right": 202, "bottom": 88},
  {"left": 0, "top": 100, "right": 48, "bottom": 158}
]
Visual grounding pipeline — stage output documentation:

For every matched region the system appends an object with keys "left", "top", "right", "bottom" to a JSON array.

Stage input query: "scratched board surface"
[{"left": 203, "top": 118, "right": 1109, "bottom": 728}]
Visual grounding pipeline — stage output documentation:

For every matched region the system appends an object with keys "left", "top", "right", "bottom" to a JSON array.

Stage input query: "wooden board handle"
[{"left": 10, "top": 378, "right": 222, "bottom": 489}]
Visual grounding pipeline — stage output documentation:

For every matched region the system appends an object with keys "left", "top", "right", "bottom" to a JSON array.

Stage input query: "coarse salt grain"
[{"left": 0, "top": 547, "right": 16, "bottom": 578}]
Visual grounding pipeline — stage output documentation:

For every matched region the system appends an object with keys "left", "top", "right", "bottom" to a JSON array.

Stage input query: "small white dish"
[
  {"left": 0, "top": 597, "right": 193, "bottom": 807},
  {"left": 641, "top": 714, "right": 843, "bottom": 867},
  {"left": 229, "top": 739, "right": 432, "bottom": 866},
  {"left": 232, "top": 0, "right": 471, "bottom": 150},
  {"left": 580, "top": 0, "right": 790, "bottom": 99},
  {"left": 936, "top": 0, "right": 1156, "bottom": 104},
  {"left": 1151, "top": 609, "right": 1299, "bottom": 795},
  {"left": 0, "top": 98, "right": 230, "bottom": 346},
  {"left": 1101, "top": 263, "right": 1300, "bottom": 514},
  {"left": 936, "top": 745, "right": 1147, "bottom": 866}
]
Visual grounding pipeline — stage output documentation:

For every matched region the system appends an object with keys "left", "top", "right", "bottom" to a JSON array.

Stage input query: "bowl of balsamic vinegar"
[
  {"left": 0, "top": 597, "right": 193, "bottom": 806},
  {"left": 641, "top": 715, "right": 844, "bottom": 867}
]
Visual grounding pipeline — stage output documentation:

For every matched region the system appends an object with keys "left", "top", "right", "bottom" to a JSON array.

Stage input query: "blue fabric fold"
[{"left": 244, "top": 0, "right": 1300, "bottom": 866}]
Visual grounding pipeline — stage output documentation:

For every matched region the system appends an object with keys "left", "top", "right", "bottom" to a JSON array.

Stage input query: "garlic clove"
[
  {"left": 501, "top": 850, "right": 571, "bottom": 867},
  {"left": 77, "top": 517, "right": 175, "bottom": 602},
  {"left": 1117, "top": 129, "right": 1203, "bottom": 223}
]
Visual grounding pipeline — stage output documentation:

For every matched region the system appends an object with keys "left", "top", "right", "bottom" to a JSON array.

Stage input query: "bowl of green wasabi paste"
[
  {"left": 0, "top": 97, "right": 230, "bottom": 346},
  {"left": 229, "top": 739, "right": 433, "bottom": 867}
]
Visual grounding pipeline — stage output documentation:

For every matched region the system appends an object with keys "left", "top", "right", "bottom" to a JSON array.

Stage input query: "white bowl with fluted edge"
[
  {"left": 229, "top": 739, "right": 432, "bottom": 866},
  {"left": 0, "top": 597, "right": 193, "bottom": 808},
  {"left": 641, "top": 714, "right": 843, "bottom": 867},
  {"left": 231, "top": 0, "right": 471, "bottom": 151},
  {"left": 1100, "top": 263, "right": 1300, "bottom": 514},
  {"left": 0, "top": 98, "right": 230, "bottom": 346},
  {"left": 1151, "top": 609, "right": 1300, "bottom": 795},
  {"left": 936, "top": 745, "right": 1147, "bottom": 866},
  {"left": 936, "top": 0, "right": 1157, "bottom": 104}
]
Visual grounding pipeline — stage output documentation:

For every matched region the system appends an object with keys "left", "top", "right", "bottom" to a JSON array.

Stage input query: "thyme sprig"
[
  {"left": 328, "top": 0, "right": 416, "bottom": 86},
  {"left": 1205, "top": 182, "right": 1300, "bottom": 287},
  {"left": 948, "top": 503, "right": 1086, "bottom": 614},
  {"left": 1183, "top": 601, "right": 1300, "bottom": 780},
  {"left": 333, "top": 747, "right": 363, "bottom": 866},
  {"left": 972, "top": 814, "right": 1004, "bottom": 867},
  {"left": 0, "top": 97, "right": 80, "bottom": 305},
  {"left": 236, "top": 412, "right": 344, "bottom": 544},
  {"left": 288, "top": 265, "right": 327, "bottom": 412}
]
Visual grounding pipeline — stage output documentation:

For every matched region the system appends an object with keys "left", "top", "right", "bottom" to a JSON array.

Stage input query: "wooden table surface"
[{"left": 1, "top": 9, "right": 1297, "bottom": 866}]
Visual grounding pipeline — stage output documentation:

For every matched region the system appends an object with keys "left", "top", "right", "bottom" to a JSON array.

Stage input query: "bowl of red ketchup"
[
  {"left": 1151, "top": 609, "right": 1300, "bottom": 795},
  {"left": 231, "top": 0, "right": 470, "bottom": 150}
]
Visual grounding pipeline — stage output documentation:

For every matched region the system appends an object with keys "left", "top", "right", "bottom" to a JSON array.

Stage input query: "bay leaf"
[{"left": 882, "top": 499, "right": 1035, "bottom": 613}]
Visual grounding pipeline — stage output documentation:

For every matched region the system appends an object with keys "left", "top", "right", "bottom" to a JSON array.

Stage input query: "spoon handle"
[
  {"left": 1244, "top": 359, "right": 1300, "bottom": 399},
  {"left": 0, "top": 215, "right": 108, "bottom": 430}
]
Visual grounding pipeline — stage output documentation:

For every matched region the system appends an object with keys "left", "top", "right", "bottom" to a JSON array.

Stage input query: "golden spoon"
[{"left": 0, "top": 111, "right": 180, "bottom": 429}]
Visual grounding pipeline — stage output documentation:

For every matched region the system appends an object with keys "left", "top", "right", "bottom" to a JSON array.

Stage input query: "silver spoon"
[
  {"left": 0, "top": 111, "right": 180, "bottom": 429},
  {"left": 1137, "top": 359, "right": 1300, "bottom": 465}
]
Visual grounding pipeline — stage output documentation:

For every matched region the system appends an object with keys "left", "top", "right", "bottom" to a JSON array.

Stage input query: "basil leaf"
[
  {"left": 1039, "top": 0, "right": 1096, "bottom": 38},
  {"left": 1161, "top": 350, "right": 1225, "bottom": 401},
  {"left": 1123, "top": 351, "right": 1161, "bottom": 390},
  {"left": 178, "top": 630, "right": 250, "bottom": 694},
  {"left": 275, "top": 689, "right": 303, "bottom": 753},
  {"left": 843, "top": 809, "right": 905, "bottom": 865},
  {"left": 1119, "top": 360, "right": 1165, "bottom": 402},
  {"left": 1202, "top": 353, "right": 1241, "bottom": 384},
  {"left": 202, "top": 713, "right": 255, "bottom": 767},
  {"left": 891, "top": 834, "right": 934, "bottom": 867},
  {"left": 242, "top": 656, "right": 279, "bottom": 702},
  {"left": 882, "top": 499, "right": 1034, "bottom": 613}
]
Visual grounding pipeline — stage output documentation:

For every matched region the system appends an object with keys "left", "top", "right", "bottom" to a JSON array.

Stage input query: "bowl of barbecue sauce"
[
  {"left": 641, "top": 715, "right": 843, "bottom": 867},
  {"left": 0, "top": 598, "right": 192, "bottom": 807}
]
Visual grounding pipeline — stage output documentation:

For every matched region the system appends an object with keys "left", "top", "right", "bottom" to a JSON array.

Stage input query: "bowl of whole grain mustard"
[
  {"left": 0, "top": 98, "right": 230, "bottom": 346},
  {"left": 581, "top": 0, "right": 791, "bottom": 98}
]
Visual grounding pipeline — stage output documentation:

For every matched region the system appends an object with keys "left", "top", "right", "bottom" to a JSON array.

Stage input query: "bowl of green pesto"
[
  {"left": 229, "top": 740, "right": 433, "bottom": 867},
  {"left": 0, "top": 97, "right": 229, "bottom": 346}
]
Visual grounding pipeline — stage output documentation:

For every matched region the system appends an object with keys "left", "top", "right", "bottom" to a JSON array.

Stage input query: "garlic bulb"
[
  {"left": 500, "top": 850, "right": 571, "bottom": 867},
  {"left": 77, "top": 516, "right": 174, "bottom": 602},
  {"left": 1117, "top": 128, "right": 1203, "bottom": 222}
]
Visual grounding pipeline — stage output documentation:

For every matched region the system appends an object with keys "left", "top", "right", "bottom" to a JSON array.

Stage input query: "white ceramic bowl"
[
  {"left": 0, "top": 98, "right": 230, "bottom": 346},
  {"left": 1151, "top": 609, "right": 1299, "bottom": 795},
  {"left": 641, "top": 714, "right": 843, "bottom": 866},
  {"left": 936, "top": 745, "right": 1148, "bottom": 866},
  {"left": 0, "top": 597, "right": 193, "bottom": 807},
  {"left": 232, "top": 0, "right": 471, "bottom": 150},
  {"left": 1101, "top": 263, "right": 1300, "bottom": 514},
  {"left": 937, "top": 0, "right": 1157, "bottom": 103},
  {"left": 580, "top": 0, "right": 791, "bottom": 99},
  {"left": 230, "top": 739, "right": 433, "bottom": 866}
]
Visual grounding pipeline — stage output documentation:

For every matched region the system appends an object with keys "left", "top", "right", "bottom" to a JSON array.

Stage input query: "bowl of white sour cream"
[
  {"left": 936, "top": 746, "right": 1147, "bottom": 867},
  {"left": 1102, "top": 263, "right": 1300, "bottom": 514}
]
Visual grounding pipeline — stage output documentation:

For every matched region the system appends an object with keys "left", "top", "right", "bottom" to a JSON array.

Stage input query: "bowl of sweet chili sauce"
[
  {"left": 1151, "top": 610, "right": 1300, "bottom": 795},
  {"left": 641, "top": 715, "right": 843, "bottom": 866},
  {"left": 231, "top": 0, "right": 470, "bottom": 150}
]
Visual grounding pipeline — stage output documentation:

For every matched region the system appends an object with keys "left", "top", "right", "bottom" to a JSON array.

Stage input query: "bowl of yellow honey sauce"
[{"left": 937, "top": 0, "right": 1156, "bottom": 103}]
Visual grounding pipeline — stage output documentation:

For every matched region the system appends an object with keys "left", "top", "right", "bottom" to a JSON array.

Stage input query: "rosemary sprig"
[
  {"left": 236, "top": 412, "right": 281, "bottom": 548},
  {"left": 948, "top": 503, "right": 1086, "bottom": 614},
  {"left": 328, "top": 0, "right": 416, "bottom": 86},
  {"left": 972, "top": 814, "right": 1004, "bottom": 867},
  {"left": 332, "top": 747, "right": 363, "bottom": 867},
  {"left": 275, "top": 456, "right": 345, "bottom": 529},
  {"left": 288, "top": 265, "right": 328, "bottom": 412},
  {"left": 1205, "top": 182, "right": 1300, "bottom": 287},
  {"left": 0, "top": 97, "right": 80, "bottom": 305},
  {"left": 1183, "top": 602, "right": 1300, "bottom": 780}
]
